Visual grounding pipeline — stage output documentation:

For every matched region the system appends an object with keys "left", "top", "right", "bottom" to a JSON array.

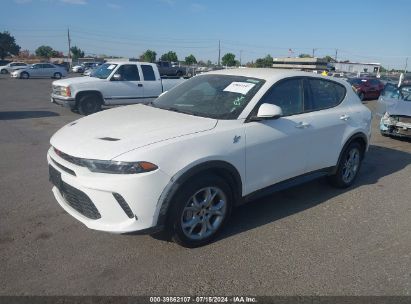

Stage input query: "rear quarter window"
[{"left": 307, "top": 78, "right": 346, "bottom": 111}]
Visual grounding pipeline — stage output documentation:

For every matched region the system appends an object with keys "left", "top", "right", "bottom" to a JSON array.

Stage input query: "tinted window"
[
  {"left": 116, "top": 64, "right": 140, "bottom": 81},
  {"left": 141, "top": 65, "right": 156, "bottom": 81},
  {"left": 307, "top": 79, "right": 346, "bottom": 111},
  {"left": 43, "top": 64, "right": 54, "bottom": 68},
  {"left": 260, "top": 78, "right": 304, "bottom": 116}
]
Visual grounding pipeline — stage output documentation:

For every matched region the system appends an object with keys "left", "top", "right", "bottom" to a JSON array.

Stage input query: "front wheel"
[
  {"left": 53, "top": 72, "right": 62, "bottom": 79},
  {"left": 328, "top": 142, "right": 363, "bottom": 188},
  {"left": 0, "top": 69, "right": 8, "bottom": 74},
  {"left": 77, "top": 94, "right": 102, "bottom": 115},
  {"left": 169, "top": 175, "right": 232, "bottom": 247},
  {"left": 20, "top": 72, "right": 29, "bottom": 79}
]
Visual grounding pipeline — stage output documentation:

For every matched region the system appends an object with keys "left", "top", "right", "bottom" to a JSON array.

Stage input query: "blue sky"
[{"left": 2, "top": 0, "right": 410, "bottom": 69}]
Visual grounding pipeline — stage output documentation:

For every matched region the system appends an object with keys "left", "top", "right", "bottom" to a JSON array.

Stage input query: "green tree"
[
  {"left": 221, "top": 53, "right": 237, "bottom": 66},
  {"left": 255, "top": 54, "right": 273, "bottom": 68},
  {"left": 0, "top": 31, "right": 21, "bottom": 59},
  {"left": 160, "top": 51, "right": 178, "bottom": 62},
  {"left": 35, "top": 45, "right": 56, "bottom": 58},
  {"left": 298, "top": 53, "right": 312, "bottom": 58},
  {"left": 321, "top": 55, "right": 334, "bottom": 63},
  {"left": 185, "top": 54, "right": 197, "bottom": 65},
  {"left": 70, "top": 46, "right": 85, "bottom": 60},
  {"left": 140, "top": 49, "right": 157, "bottom": 63}
]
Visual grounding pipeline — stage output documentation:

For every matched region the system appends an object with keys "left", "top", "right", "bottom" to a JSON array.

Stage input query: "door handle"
[
  {"left": 138, "top": 83, "right": 143, "bottom": 87},
  {"left": 295, "top": 122, "right": 310, "bottom": 129},
  {"left": 340, "top": 114, "right": 350, "bottom": 121}
]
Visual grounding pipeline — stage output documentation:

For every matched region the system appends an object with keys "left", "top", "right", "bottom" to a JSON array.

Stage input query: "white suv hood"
[
  {"left": 52, "top": 76, "right": 103, "bottom": 86},
  {"left": 50, "top": 104, "right": 217, "bottom": 160}
]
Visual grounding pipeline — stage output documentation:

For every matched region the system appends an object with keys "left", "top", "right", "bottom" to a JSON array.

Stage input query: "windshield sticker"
[
  {"left": 233, "top": 96, "right": 245, "bottom": 105},
  {"left": 107, "top": 64, "right": 116, "bottom": 70},
  {"left": 223, "top": 82, "right": 256, "bottom": 95}
]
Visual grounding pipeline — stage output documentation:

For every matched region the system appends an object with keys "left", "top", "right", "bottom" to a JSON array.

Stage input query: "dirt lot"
[{"left": 0, "top": 75, "right": 410, "bottom": 296}]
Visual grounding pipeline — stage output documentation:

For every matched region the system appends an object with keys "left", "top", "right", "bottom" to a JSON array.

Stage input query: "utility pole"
[
  {"left": 405, "top": 57, "right": 408, "bottom": 74},
  {"left": 218, "top": 40, "right": 221, "bottom": 66},
  {"left": 335, "top": 49, "right": 338, "bottom": 61},
  {"left": 67, "top": 28, "right": 71, "bottom": 68},
  {"left": 239, "top": 50, "right": 242, "bottom": 66},
  {"left": 312, "top": 48, "right": 317, "bottom": 58}
]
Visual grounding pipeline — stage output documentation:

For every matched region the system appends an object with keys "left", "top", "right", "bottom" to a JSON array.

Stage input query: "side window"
[
  {"left": 116, "top": 64, "right": 140, "bottom": 81},
  {"left": 306, "top": 79, "right": 345, "bottom": 111},
  {"left": 260, "top": 78, "right": 303, "bottom": 116},
  {"left": 43, "top": 64, "right": 54, "bottom": 68},
  {"left": 141, "top": 65, "right": 156, "bottom": 81}
]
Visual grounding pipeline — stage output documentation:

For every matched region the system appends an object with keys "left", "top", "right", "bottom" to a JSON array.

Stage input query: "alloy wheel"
[{"left": 342, "top": 148, "right": 360, "bottom": 184}]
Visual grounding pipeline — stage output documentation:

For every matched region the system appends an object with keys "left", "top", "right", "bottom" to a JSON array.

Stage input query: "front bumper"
[
  {"left": 47, "top": 147, "right": 171, "bottom": 233},
  {"left": 380, "top": 118, "right": 411, "bottom": 138},
  {"left": 51, "top": 94, "right": 76, "bottom": 108}
]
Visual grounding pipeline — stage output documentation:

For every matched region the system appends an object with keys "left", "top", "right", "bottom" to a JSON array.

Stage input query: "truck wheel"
[
  {"left": 77, "top": 93, "right": 102, "bottom": 115},
  {"left": 168, "top": 175, "right": 233, "bottom": 248}
]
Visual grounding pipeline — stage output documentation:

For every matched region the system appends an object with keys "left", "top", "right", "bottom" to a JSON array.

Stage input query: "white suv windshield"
[{"left": 152, "top": 74, "right": 265, "bottom": 119}]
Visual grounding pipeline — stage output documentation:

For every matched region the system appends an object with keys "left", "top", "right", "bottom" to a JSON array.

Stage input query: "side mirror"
[
  {"left": 254, "top": 103, "right": 283, "bottom": 120},
  {"left": 112, "top": 74, "right": 122, "bottom": 81}
]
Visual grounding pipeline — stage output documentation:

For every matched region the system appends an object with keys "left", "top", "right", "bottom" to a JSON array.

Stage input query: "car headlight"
[
  {"left": 61, "top": 86, "right": 71, "bottom": 97},
  {"left": 82, "top": 159, "right": 158, "bottom": 174}
]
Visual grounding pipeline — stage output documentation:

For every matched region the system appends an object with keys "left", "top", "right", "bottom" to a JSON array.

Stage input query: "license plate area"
[{"left": 49, "top": 165, "right": 63, "bottom": 191}]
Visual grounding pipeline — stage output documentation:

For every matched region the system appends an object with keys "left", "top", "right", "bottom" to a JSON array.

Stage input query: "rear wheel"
[
  {"left": 328, "top": 141, "right": 363, "bottom": 188},
  {"left": 176, "top": 70, "right": 183, "bottom": 77},
  {"left": 169, "top": 175, "right": 232, "bottom": 247},
  {"left": 53, "top": 72, "right": 62, "bottom": 79},
  {"left": 359, "top": 92, "right": 365, "bottom": 101},
  {"left": 1, "top": 69, "right": 8, "bottom": 74},
  {"left": 20, "top": 72, "right": 29, "bottom": 79},
  {"left": 77, "top": 93, "right": 102, "bottom": 115}
]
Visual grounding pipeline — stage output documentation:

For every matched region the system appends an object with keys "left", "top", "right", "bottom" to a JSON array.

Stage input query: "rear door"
[
  {"left": 140, "top": 64, "right": 162, "bottom": 101},
  {"left": 101, "top": 64, "right": 145, "bottom": 105},
  {"left": 42, "top": 63, "right": 56, "bottom": 77},
  {"left": 301, "top": 77, "right": 349, "bottom": 172}
]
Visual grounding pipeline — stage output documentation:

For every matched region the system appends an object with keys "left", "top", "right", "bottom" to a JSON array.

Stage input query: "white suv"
[{"left": 47, "top": 69, "right": 372, "bottom": 247}]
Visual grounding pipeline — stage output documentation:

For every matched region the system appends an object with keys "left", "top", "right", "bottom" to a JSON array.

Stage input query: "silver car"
[
  {"left": 0, "top": 62, "right": 28, "bottom": 74},
  {"left": 11, "top": 63, "right": 68, "bottom": 79}
]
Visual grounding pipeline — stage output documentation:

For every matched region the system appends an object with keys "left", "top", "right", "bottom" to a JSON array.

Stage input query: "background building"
[
  {"left": 272, "top": 57, "right": 330, "bottom": 71},
  {"left": 333, "top": 62, "right": 381, "bottom": 73}
]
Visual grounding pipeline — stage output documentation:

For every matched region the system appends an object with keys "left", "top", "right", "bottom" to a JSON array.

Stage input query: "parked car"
[
  {"left": 55, "top": 62, "right": 70, "bottom": 72},
  {"left": 0, "top": 62, "right": 29, "bottom": 74},
  {"left": 347, "top": 77, "right": 384, "bottom": 101},
  {"left": 378, "top": 84, "right": 411, "bottom": 138},
  {"left": 51, "top": 62, "right": 186, "bottom": 115},
  {"left": 83, "top": 63, "right": 102, "bottom": 76},
  {"left": 156, "top": 61, "right": 186, "bottom": 77},
  {"left": 71, "top": 64, "right": 85, "bottom": 73},
  {"left": 47, "top": 69, "right": 372, "bottom": 247},
  {"left": 11, "top": 63, "right": 67, "bottom": 79}
]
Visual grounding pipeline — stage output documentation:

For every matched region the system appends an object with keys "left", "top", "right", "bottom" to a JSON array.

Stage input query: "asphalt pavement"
[{"left": 0, "top": 75, "right": 410, "bottom": 296}]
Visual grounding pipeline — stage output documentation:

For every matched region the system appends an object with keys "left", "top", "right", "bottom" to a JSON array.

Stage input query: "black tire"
[
  {"left": 20, "top": 72, "right": 29, "bottom": 79},
  {"left": 328, "top": 141, "right": 363, "bottom": 188},
  {"left": 380, "top": 131, "right": 389, "bottom": 137},
  {"left": 176, "top": 70, "right": 183, "bottom": 77},
  {"left": 0, "top": 69, "right": 8, "bottom": 74},
  {"left": 359, "top": 92, "right": 365, "bottom": 101},
  {"left": 77, "top": 93, "right": 102, "bottom": 115},
  {"left": 168, "top": 175, "right": 233, "bottom": 248},
  {"left": 53, "top": 72, "right": 62, "bottom": 79}
]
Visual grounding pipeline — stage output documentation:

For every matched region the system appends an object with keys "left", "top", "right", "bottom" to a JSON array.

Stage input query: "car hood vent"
[{"left": 99, "top": 137, "right": 120, "bottom": 141}]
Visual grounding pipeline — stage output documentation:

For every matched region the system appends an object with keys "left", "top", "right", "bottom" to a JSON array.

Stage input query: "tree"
[
  {"left": 160, "top": 51, "right": 178, "bottom": 62},
  {"left": 221, "top": 53, "right": 237, "bottom": 66},
  {"left": 140, "top": 49, "right": 156, "bottom": 63},
  {"left": 255, "top": 54, "right": 273, "bottom": 68},
  {"left": 0, "top": 31, "right": 21, "bottom": 59},
  {"left": 185, "top": 54, "right": 197, "bottom": 65},
  {"left": 298, "top": 53, "right": 312, "bottom": 58},
  {"left": 70, "top": 46, "right": 84, "bottom": 60},
  {"left": 322, "top": 55, "right": 334, "bottom": 63},
  {"left": 35, "top": 45, "right": 57, "bottom": 58}
]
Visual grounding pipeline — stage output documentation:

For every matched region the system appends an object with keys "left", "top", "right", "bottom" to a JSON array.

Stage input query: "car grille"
[
  {"left": 61, "top": 182, "right": 101, "bottom": 219},
  {"left": 50, "top": 165, "right": 101, "bottom": 219}
]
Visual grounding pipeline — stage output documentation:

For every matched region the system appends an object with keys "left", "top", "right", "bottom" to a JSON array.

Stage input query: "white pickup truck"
[{"left": 51, "top": 61, "right": 185, "bottom": 115}]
